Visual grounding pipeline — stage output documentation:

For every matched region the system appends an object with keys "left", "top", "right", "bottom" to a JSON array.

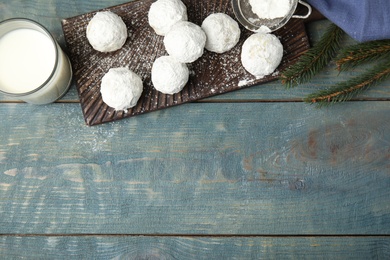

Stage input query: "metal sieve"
[{"left": 232, "top": 0, "right": 312, "bottom": 32}]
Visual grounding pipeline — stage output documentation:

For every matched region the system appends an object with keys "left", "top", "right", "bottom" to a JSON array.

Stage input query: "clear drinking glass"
[{"left": 0, "top": 18, "right": 73, "bottom": 104}]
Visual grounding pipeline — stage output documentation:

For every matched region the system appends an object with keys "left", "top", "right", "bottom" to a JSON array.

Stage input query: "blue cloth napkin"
[{"left": 306, "top": 0, "right": 390, "bottom": 42}]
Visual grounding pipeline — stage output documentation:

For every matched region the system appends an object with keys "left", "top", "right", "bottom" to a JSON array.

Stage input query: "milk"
[
  {"left": 0, "top": 29, "right": 56, "bottom": 93},
  {"left": 0, "top": 19, "right": 72, "bottom": 104}
]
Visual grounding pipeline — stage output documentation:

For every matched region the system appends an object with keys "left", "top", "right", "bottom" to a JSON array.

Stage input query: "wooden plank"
[
  {"left": 0, "top": 102, "right": 389, "bottom": 235},
  {"left": 1, "top": 3, "right": 389, "bottom": 103},
  {"left": 0, "top": 236, "right": 388, "bottom": 259}
]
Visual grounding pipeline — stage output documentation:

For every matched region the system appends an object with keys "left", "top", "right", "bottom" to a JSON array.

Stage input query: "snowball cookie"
[
  {"left": 241, "top": 32, "right": 283, "bottom": 78},
  {"left": 152, "top": 56, "right": 189, "bottom": 95},
  {"left": 86, "top": 11, "right": 128, "bottom": 52},
  {"left": 148, "top": 0, "right": 188, "bottom": 36},
  {"left": 201, "top": 13, "right": 241, "bottom": 54},
  {"left": 100, "top": 67, "right": 143, "bottom": 111},
  {"left": 164, "top": 21, "right": 206, "bottom": 63}
]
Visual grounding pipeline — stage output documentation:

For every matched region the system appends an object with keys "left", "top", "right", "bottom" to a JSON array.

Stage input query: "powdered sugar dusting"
[
  {"left": 62, "top": 0, "right": 310, "bottom": 125},
  {"left": 249, "top": 0, "right": 292, "bottom": 19}
]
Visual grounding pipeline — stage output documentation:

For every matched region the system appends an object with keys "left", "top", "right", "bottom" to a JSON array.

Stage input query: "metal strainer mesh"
[{"left": 232, "top": 0, "right": 312, "bottom": 32}]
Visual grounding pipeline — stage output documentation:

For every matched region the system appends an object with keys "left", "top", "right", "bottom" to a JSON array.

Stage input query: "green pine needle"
[
  {"left": 336, "top": 40, "right": 390, "bottom": 71},
  {"left": 304, "top": 59, "right": 390, "bottom": 107},
  {"left": 281, "top": 24, "right": 344, "bottom": 88}
]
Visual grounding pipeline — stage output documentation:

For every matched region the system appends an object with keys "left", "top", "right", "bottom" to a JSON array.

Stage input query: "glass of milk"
[{"left": 0, "top": 18, "right": 73, "bottom": 104}]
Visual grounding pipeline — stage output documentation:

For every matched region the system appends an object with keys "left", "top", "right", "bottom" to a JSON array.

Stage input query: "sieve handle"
[{"left": 292, "top": 1, "right": 312, "bottom": 19}]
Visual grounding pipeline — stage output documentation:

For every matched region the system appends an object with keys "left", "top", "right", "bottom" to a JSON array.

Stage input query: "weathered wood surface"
[
  {"left": 0, "top": 236, "right": 389, "bottom": 259},
  {"left": 0, "top": 103, "right": 389, "bottom": 235},
  {"left": 0, "top": 0, "right": 390, "bottom": 258}
]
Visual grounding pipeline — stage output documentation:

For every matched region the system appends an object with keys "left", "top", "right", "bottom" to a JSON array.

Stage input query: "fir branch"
[
  {"left": 304, "top": 59, "right": 390, "bottom": 107},
  {"left": 336, "top": 40, "right": 390, "bottom": 71},
  {"left": 280, "top": 24, "right": 344, "bottom": 88}
]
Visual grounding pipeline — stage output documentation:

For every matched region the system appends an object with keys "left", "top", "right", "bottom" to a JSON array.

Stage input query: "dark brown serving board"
[{"left": 62, "top": 0, "right": 310, "bottom": 126}]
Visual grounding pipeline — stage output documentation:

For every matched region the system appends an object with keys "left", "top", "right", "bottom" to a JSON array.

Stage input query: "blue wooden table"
[{"left": 1, "top": 1, "right": 389, "bottom": 259}]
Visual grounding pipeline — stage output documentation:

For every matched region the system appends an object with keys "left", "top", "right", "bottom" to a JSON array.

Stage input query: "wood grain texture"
[
  {"left": 1, "top": 1, "right": 390, "bottom": 258},
  {"left": 0, "top": 102, "right": 389, "bottom": 235},
  {"left": 0, "top": 236, "right": 388, "bottom": 259}
]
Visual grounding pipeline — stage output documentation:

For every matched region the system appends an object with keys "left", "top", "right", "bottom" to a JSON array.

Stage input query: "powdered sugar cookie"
[
  {"left": 86, "top": 11, "right": 128, "bottom": 52},
  {"left": 164, "top": 21, "right": 206, "bottom": 63},
  {"left": 100, "top": 67, "right": 143, "bottom": 111},
  {"left": 152, "top": 56, "right": 189, "bottom": 95},
  {"left": 201, "top": 13, "right": 241, "bottom": 54},
  {"left": 148, "top": 0, "right": 188, "bottom": 36},
  {"left": 241, "top": 32, "right": 283, "bottom": 78}
]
